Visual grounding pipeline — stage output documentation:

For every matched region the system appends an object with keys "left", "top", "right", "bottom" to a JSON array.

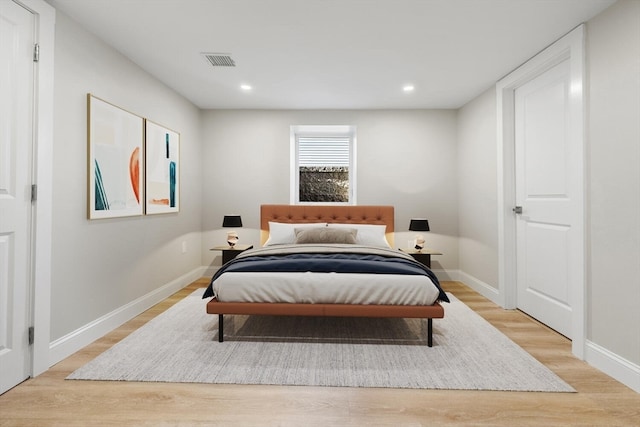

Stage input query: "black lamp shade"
[
  {"left": 222, "top": 215, "right": 243, "bottom": 228},
  {"left": 409, "top": 218, "right": 430, "bottom": 232}
]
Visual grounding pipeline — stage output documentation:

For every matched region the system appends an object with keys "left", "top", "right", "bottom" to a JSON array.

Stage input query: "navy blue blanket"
[{"left": 203, "top": 250, "right": 449, "bottom": 303}]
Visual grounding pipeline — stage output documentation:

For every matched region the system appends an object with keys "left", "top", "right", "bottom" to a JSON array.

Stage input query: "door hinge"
[
  {"left": 512, "top": 206, "right": 523, "bottom": 214},
  {"left": 33, "top": 43, "right": 39, "bottom": 62},
  {"left": 28, "top": 327, "right": 34, "bottom": 345},
  {"left": 31, "top": 184, "right": 37, "bottom": 202}
]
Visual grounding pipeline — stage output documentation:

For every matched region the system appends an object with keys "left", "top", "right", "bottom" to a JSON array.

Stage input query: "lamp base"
[{"left": 226, "top": 231, "right": 239, "bottom": 248}]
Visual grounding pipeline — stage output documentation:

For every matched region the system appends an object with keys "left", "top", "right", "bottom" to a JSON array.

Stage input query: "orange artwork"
[
  {"left": 129, "top": 146, "right": 140, "bottom": 203},
  {"left": 150, "top": 198, "right": 170, "bottom": 205}
]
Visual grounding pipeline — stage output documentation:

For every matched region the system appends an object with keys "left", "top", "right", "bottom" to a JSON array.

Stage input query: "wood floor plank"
[{"left": 0, "top": 280, "right": 638, "bottom": 426}]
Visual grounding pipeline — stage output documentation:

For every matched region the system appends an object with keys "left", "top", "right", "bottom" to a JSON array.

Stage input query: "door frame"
[
  {"left": 13, "top": 0, "right": 55, "bottom": 376},
  {"left": 496, "top": 25, "right": 586, "bottom": 359}
]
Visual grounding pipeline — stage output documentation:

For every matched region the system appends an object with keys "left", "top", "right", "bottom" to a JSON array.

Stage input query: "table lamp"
[
  {"left": 222, "top": 215, "right": 242, "bottom": 247},
  {"left": 409, "top": 218, "right": 430, "bottom": 252}
]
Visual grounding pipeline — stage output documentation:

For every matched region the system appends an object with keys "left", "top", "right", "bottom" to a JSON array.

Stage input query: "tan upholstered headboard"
[{"left": 260, "top": 204, "right": 394, "bottom": 247}]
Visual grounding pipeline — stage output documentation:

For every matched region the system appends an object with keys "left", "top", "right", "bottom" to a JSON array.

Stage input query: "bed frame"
[{"left": 206, "top": 204, "right": 445, "bottom": 346}]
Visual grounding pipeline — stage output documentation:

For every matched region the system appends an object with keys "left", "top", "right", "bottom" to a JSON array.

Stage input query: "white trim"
[
  {"left": 13, "top": 0, "right": 56, "bottom": 377},
  {"left": 496, "top": 25, "right": 586, "bottom": 359},
  {"left": 457, "top": 274, "right": 640, "bottom": 393},
  {"left": 430, "top": 268, "right": 458, "bottom": 283},
  {"left": 458, "top": 271, "right": 501, "bottom": 305},
  {"left": 48, "top": 267, "right": 206, "bottom": 366},
  {"left": 289, "top": 126, "right": 296, "bottom": 204},
  {"left": 585, "top": 340, "right": 640, "bottom": 393}
]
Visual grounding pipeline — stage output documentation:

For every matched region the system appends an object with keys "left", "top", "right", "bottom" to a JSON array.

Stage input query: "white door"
[
  {"left": 0, "top": 0, "right": 35, "bottom": 394},
  {"left": 514, "top": 59, "right": 576, "bottom": 338}
]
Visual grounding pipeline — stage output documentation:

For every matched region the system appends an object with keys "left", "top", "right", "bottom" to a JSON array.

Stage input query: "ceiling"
[{"left": 48, "top": 0, "right": 615, "bottom": 110}]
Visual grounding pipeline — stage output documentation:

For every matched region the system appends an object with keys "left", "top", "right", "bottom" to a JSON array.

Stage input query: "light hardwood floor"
[{"left": 0, "top": 280, "right": 638, "bottom": 426}]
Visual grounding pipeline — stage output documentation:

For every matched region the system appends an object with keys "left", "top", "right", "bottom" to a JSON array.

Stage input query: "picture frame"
[
  {"left": 87, "top": 94, "right": 144, "bottom": 219},
  {"left": 145, "top": 119, "right": 180, "bottom": 214}
]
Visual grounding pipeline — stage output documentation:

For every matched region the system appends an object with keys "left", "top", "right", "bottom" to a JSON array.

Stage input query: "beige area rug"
[{"left": 67, "top": 290, "right": 574, "bottom": 392}]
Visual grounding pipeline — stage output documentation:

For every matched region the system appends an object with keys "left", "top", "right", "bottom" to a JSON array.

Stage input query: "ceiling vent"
[{"left": 202, "top": 53, "right": 236, "bottom": 67}]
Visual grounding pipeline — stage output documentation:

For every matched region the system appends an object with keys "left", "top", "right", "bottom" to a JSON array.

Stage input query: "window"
[{"left": 290, "top": 125, "right": 356, "bottom": 204}]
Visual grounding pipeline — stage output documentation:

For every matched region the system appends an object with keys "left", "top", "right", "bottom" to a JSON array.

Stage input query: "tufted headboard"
[{"left": 260, "top": 204, "right": 394, "bottom": 247}]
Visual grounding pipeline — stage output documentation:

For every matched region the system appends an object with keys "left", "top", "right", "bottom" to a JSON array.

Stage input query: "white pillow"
[
  {"left": 327, "top": 223, "right": 390, "bottom": 248},
  {"left": 264, "top": 222, "right": 327, "bottom": 246}
]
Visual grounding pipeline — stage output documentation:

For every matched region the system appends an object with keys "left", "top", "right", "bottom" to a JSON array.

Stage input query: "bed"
[{"left": 204, "top": 204, "right": 448, "bottom": 346}]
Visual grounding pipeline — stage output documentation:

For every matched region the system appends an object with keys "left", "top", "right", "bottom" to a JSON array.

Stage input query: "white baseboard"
[
  {"left": 457, "top": 271, "right": 639, "bottom": 394},
  {"left": 457, "top": 270, "right": 501, "bottom": 305},
  {"left": 431, "top": 268, "right": 459, "bottom": 282},
  {"left": 48, "top": 266, "right": 207, "bottom": 367},
  {"left": 585, "top": 340, "right": 640, "bottom": 393}
]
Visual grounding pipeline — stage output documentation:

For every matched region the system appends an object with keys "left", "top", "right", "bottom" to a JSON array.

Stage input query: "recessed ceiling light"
[
  {"left": 403, "top": 85, "right": 415, "bottom": 92},
  {"left": 240, "top": 84, "right": 252, "bottom": 91}
]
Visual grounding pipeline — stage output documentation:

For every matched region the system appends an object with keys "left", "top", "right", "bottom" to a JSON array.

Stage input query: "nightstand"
[
  {"left": 210, "top": 244, "right": 253, "bottom": 264},
  {"left": 399, "top": 248, "right": 442, "bottom": 268}
]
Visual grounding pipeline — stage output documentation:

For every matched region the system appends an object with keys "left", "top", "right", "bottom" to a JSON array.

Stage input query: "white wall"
[
  {"left": 50, "top": 12, "right": 203, "bottom": 342},
  {"left": 586, "top": 0, "right": 640, "bottom": 367},
  {"left": 200, "top": 109, "right": 459, "bottom": 275},
  {"left": 457, "top": 88, "right": 499, "bottom": 294},
  {"left": 455, "top": 0, "right": 640, "bottom": 389}
]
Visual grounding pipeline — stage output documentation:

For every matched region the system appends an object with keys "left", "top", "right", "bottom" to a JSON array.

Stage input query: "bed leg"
[
  {"left": 427, "top": 318, "right": 433, "bottom": 347},
  {"left": 218, "top": 314, "right": 224, "bottom": 343}
]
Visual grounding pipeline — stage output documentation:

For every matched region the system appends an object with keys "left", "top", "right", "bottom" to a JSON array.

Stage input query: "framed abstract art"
[
  {"left": 87, "top": 94, "right": 144, "bottom": 219},
  {"left": 145, "top": 120, "right": 180, "bottom": 214}
]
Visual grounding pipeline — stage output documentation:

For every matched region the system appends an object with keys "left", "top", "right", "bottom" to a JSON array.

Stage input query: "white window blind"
[{"left": 297, "top": 136, "right": 350, "bottom": 167}]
